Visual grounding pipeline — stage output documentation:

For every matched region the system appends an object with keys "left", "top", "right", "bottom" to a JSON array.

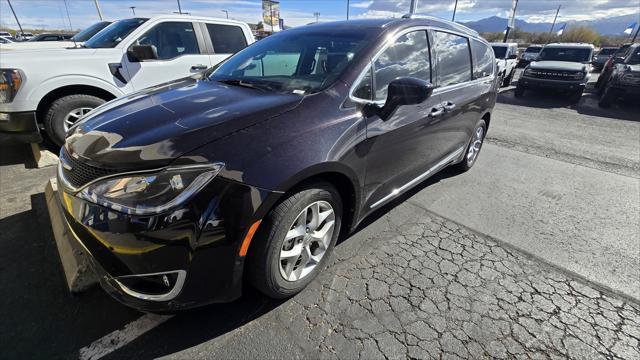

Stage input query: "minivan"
[{"left": 57, "top": 16, "right": 497, "bottom": 311}]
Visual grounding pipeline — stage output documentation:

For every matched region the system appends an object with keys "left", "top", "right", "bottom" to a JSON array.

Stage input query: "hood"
[
  {"left": 0, "top": 41, "right": 80, "bottom": 51},
  {"left": 66, "top": 77, "right": 303, "bottom": 169},
  {"left": 528, "top": 61, "right": 587, "bottom": 72},
  {"left": 0, "top": 47, "right": 115, "bottom": 67}
]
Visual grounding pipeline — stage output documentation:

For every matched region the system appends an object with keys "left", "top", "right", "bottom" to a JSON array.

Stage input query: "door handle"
[
  {"left": 428, "top": 107, "right": 445, "bottom": 118},
  {"left": 443, "top": 102, "right": 456, "bottom": 111},
  {"left": 191, "top": 64, "right": 208, "bottom": 71}
]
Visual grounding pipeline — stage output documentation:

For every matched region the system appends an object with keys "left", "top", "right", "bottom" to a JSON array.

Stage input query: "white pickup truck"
[
  {"left": 490, "top": 42, "right": 519, "bottom": 87},
  {"left": 0, "top": 15, "right": 254, "bottom": 145}
]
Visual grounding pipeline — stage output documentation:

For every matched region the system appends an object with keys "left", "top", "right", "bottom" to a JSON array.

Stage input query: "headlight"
[
  {"left": 573, "top": 71, "right": 585, "bottom": 80},
  {"left": 0, "top": 69, "right": 22, "bottom": 103},
  {"left": 524, "top": 68, "right": 534, "bottom": 76},
  {"left": 78, "top": 163, "right": 224, "bottom": 215}
]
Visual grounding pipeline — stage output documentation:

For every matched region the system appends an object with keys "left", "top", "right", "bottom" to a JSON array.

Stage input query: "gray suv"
[{"left": 516, "top": 43, "right": 594, "bottom": 102}]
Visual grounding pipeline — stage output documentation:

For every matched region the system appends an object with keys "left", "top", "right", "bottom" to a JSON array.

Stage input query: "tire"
[
  {"left": 514, "top": 85, "right": 525, "bottom": 98},
  {"left": 456, "top": 119, "right": 486, "bottom": 172},
  {"left": 570, "top": 89, "right": 583, "bottom": 104},
  {"left": 44, "top": 94, "right": 105, "bottom": 146},
  {"left": 247, "top": 182, "right": 343, "bottom": 299},
  {"left": 502, "top": 69, "right": 514, "bottom": 87},
  {"left": 598, "top": 86, "right": 616, "bottom": 108}
]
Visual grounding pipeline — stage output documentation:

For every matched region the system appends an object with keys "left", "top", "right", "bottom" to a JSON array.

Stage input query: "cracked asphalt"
[{"left": 1, "top": 72, "right": 639, "bottom": 359}]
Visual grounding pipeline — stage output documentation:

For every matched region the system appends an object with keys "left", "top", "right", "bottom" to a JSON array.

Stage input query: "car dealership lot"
[{"left": 1, "top": 73, "right": 639, "bottom": 359}]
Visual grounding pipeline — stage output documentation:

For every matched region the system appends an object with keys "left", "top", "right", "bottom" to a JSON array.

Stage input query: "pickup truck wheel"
[
  {"left": 456, "top": 119, "right": 486, "bottom": 172},
  {"left": 502, "top": 70, "right": 514, "bottom": 87},
  {"left": 570, "top": 90, "right": 583, "bottom": 104},
  {"left": 247, "top": 182, "right": 342, "bottom": 299},
  {"left": 514, "top": 85, "right": 525, "bottom": 98},
  {"left": 44, "top": 94, "right": 105, "bottom": 146}
]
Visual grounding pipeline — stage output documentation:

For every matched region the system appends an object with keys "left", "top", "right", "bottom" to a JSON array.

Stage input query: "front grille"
[
  {"left": 527, "top": 69, "right": 582, "bottom": 81},
  {"left": 60, "top": 149, "right": 120, "bottom": 189}
]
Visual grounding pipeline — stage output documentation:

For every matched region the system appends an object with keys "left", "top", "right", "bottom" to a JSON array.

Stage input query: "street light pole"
[
  {"left": 93, "top": 0, "right": 103, "bottom": 20},
  {"left": 222, "top": 10, "right": 229, "bottom": 19},
  {"left": 452, "top": 0, "right": 458, "bottom": 21},
  {"left": 6, "top": 0, "right": 24, "bottom": 34},
  {"left": 130, "top": 6, "right": 136, "bottom": 16}
]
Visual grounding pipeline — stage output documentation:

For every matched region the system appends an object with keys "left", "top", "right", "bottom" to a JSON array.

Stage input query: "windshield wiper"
[{"left": 217, "top": 79, "right": 278, "bottom": 92}]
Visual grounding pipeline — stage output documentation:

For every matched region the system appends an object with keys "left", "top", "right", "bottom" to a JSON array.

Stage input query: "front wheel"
[
  {"left": 247, "top": 182, "right": 342, "bottom": 298},
  {"left": 44, "top": 94, "right": 106, "bottom": 146},
  {"left": 502, "top": 70, "right": 514, "bottom": 87},
  {"left": 456, "top": 120, "right": 486, "bottom": 172},
  {"left": 598, "top": 86, "right": 616, "bottom": 108},
  {"left": 514, "top": 85, "right": 525, "bottom": 98}
]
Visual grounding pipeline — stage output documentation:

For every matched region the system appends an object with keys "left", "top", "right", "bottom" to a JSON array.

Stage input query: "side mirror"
[
  {"left": 127, "top": 44, "right": 158, "bottom": 62},
  {"left": 378, "top": 77, "right": 434, "bottom": 120},
  {"left": 509, "top": 54, "right": 517, "bottom": 59}
]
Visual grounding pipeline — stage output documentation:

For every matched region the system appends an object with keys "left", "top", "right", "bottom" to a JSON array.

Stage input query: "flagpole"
[
  {"left": 632, "top": 26, "right": 639, "bottom": 43},
  {"left": 503, "top": 0, "right": 519, "bottom": 43},
  {"left": 548, "top": 5, "right": 560, "bottom": 37},
  {"left": 6, "top": 0, "right": 24, "bottom": 34},
  {"left": 452, "top": 0, "right": 458, "bottom": 21}
]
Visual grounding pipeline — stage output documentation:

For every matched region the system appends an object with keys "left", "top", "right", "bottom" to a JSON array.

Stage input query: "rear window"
[
  {"left": 492, "top": 46, "right": 507, "bottom": 59},
  {"left": 206, "top": 24, "right": 247, "bottom": 54},
  {"left": 598, "top": 48, "right": 616, "bottom": 55},
  {"left": 525, "top": 46, "right": 542, "bottom": 53},
  {"left": 471, "top": 40, "right": 493, "bottom": 78},
  {"left": 434, "top": 31, "right": 472, "bottom": 87}
]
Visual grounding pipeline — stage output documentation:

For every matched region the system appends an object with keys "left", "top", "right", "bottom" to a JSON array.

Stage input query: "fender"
[{"left": 28, "top": 75, "right": 128, "bottom": 110}]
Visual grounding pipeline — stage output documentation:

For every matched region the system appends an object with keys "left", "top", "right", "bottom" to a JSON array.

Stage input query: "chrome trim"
[
  {"left": 114, "top": 270, "right": 187, "bottom": 302},
  {"left": 348, "top": 25, "right": 495, "bottom": 105},
  {"left": 370, "top": 146, "right": 465, "bottom": 209}
]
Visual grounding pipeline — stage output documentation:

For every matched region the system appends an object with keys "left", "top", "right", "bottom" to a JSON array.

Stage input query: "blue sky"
[{"left": 1, "top": 0, "right": 638, "bottom": 30}]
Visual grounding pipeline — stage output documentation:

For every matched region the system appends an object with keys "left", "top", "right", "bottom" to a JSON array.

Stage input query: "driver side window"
[{"left": 136, "top": 22, "right": 200, "bottom": 60}]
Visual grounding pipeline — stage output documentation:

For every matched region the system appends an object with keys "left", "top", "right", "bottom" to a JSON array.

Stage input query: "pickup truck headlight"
[
  {"left": 524, "top": 68, "right": 534, "bottom": 76},
  {"left": 78, "top": 163, "right": 224, "bottom": 215},
  {"left": 0, "top": 69, "right": 22, "bottom": 103},
  {"left": 572, "top": 71, "right": 585, "bottom": 80}
]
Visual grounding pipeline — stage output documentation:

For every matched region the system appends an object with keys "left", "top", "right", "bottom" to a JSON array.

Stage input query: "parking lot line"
[{"left": 78, "top": 314, "right": 173, "bottom": 360}]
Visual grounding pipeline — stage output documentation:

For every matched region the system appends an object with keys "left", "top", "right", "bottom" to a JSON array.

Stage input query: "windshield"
[
  {"left": 72, "top": 21, "right": 111, "bottom": 42},
  {"left": 210, "top": 30, "right": 370, "bottom": 94},
  {"left": 84, "top": 18, "right": 147, "bottom": 48},
  {"left": 614, "top": 44, "right": 631, "bottom": 57},
  {"left": 492, "top": 46, "right": 507, "bottom": 59},
  {"left": 598, "top": 48, "right": 616, "bottom": 56},
  {"left": 525, "top": 46, "right": 542, "bottom": 53},
  {"left": 538, "top": 47, "right": 591, "bottom": 62}
]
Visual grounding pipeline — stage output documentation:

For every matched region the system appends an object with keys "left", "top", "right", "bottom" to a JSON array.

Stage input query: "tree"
[{"left": 559, "top": 26, "right": 599, "bottom": 44}]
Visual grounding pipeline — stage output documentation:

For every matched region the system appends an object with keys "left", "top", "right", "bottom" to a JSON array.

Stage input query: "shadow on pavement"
[{"left": 0, "top": 193, "right": 141, "bottom": 360}]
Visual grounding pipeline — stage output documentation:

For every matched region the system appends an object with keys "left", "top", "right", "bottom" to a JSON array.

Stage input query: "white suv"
[
  {"left": 0, "top": 15, "right": 254, "bottom": 145},
  {"left": 490, "top": 42, "right": 518, "bottom": 87}
]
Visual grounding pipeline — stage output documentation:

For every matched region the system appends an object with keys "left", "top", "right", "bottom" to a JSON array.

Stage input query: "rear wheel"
[
  {"left": 44, "top": 94, "right": 105, "bottom": 146},
  {"left": 456, "top": 120, "right": 486, "bottom": 172},
  {"left": 570, "top": 89, "right": 583, "bottom": 104},
  {"left": 248, "top": 182, "right": 342, "bottom": 298},
  {"left": 598, "top": 86, "right": 616, "bottom": 108},
  {"left": 514, "top": 85, "right": 525, "bottom": 97}
]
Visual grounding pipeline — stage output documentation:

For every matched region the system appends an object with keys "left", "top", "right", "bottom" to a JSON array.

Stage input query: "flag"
[
  {"left": 624, "top": 22, "right": 637, "bottom": 35},
  {"left": 556, "top": 24, "right": 566, "bottom": 36}
]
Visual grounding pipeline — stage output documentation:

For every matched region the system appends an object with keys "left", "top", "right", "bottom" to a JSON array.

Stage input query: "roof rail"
[{"left": 402, "top": 13, "right": 479, "bottom": 35}]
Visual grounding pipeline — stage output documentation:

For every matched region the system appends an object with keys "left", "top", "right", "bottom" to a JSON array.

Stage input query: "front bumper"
[
  {"left": 56, "top": 166, "right": 279, "bottom": 312},
  {"left": 0, "top": 111, "right": 42, "bottom": 143},
  {"left": 518, "top": 76, "right": 587, "bottom": 91}
]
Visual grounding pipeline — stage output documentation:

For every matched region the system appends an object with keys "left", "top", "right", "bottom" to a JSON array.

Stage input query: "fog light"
[
  {"left": 0, "top": 112, "right": 9, "bottom": 121},
  {"left": 114, "top": 270, "right": 186, "bottom": 301}
]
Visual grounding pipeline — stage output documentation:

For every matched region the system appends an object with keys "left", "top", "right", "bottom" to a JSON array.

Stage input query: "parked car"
[
  {"left": 515, "top": 43, "right": 594, "bottom": 102},
  {"left": 0, "top": 21, "right": 111, "bottom": 51},
  {"left": 55, "top": 16, "right": 497, "bottom": 311},
  {"left": 591, "top": 47, "right": 618, "bottom": 71},
  {"left": 490, "top": 42, "right": 518, "bottom": 87},
  {"left": 595, "top": 43, "right": 633, "bottom": 89},
  {"left": 27, "top": 33, "right": 75, "bottom": 42},
  {"left": 518, "top": 44, "right": 543, "bottom": 67},
  {"left": 0, "top": 15, "right": 254, "bottom": 145},
  {"left": 0, "top": 31, "right": 13, "bottom": 38},
  {"left": 598, "top": 43, "right": 640, "bottom": 107},
  {"left": 15, "top": 32, "right": 34, "bottom": 41},
  {"left": 0, "top": 36, "right": 15, "bottom": 44}
]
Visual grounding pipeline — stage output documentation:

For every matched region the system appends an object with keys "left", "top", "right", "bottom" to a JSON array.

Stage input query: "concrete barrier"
[
  {"left": 31, "top": 143, "right": 58, "bottom": 168},
  {"left": 45, "top": 178, "right": 99, "bottom": 293}
]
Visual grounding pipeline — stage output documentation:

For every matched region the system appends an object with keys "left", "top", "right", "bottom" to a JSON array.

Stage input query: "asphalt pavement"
[{"left": 1, "top": 72, "right": 639, "bottom": 359}]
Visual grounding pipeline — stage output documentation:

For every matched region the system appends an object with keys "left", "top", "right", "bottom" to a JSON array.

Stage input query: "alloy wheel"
[
  {"left": 466, "top": 126, "right": 484, "bottom": 164},
  {"left": 63, "top": 107, "right": 93, "bottom": 132},
  {"left": 279, "top": 201, "right": 335, "bottom": 282}
]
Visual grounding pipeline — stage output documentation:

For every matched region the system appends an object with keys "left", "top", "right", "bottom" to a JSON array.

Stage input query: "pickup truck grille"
[
  {"left": 60, "top": 149, "right": 120, "bottom": 189},
  {"left": 526, "top": 69, "right": 582, "bottom": 81}
]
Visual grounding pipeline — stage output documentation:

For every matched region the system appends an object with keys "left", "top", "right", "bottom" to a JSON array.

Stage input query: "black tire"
[
  {"left": 502, "top": 70, "right": 514, "bottom": 87},
  {"left": 247, "top": 182, "right": 342, "bottom": 299},
  {"left": 44, "top": 94, "right": 105, "bottom": 146},
  {"left": 514, "top": 85, "right": 525, "bottom": 98},
  {"left": 570, "top": 89, "right": 583, "bottom": 104},
  {"left": 456, "top": 119, "right": 486, "bottom": 172},
  {"left": 598, "top": 86, "right": 616, "bottom": 108}
]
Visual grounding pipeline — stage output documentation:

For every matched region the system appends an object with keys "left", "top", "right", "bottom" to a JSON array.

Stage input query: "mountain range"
[{"left": 462, "top": 13, "right": 639, "bottom": 35}]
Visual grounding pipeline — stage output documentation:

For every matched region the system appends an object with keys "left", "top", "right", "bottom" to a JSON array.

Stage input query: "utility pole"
[
  {"left": 130, "top": 6, "right": 136, "bottom": 16},
  {"left": 548, "top": 5, "right": 561, "bottom": 37},
  {"left": 347, "top": 0, "right": 350, "bottom": 20},
  {"left": 452, "top": 0, "right": 458, "bottom": 21},
  {"left": 93, "top": 0, "right": 103, "bottom": 20},
  {"left": 222, "top": 10, "right": 229, "bottom": 19},
  {"left": 409, "top": 0, "right": 418, "bottom": 15},
  {"left": 314, "top": 12, "right": 320, "bottom": 23},
  {"left": 176, "top": 0, "right": 183, "bottom": 14},
  {"left": 63, "top": 0, "right": 73, "bottom": 30},
  {"left": 503, "top": 0, "right": 519, "bottom": 43},
  {"left": 6, "top": 0, "right": 24, "bottom": 34}
]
